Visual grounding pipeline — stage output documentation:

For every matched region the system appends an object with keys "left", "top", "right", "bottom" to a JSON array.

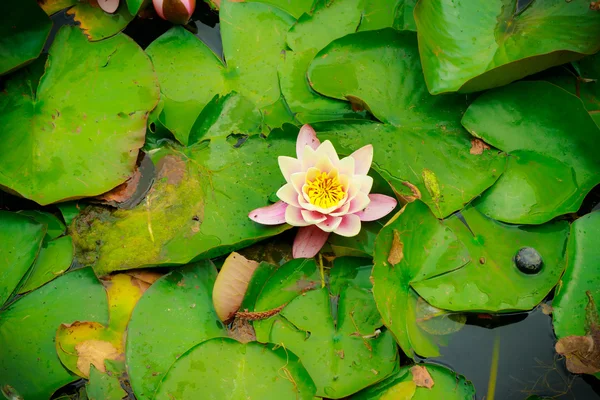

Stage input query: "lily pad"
[
  {"left": 146, "top": 0, "right": 295, "bottom": 144},
  {"left": 67, "top": 1, "right": 135, "bottom": 41},
  {"left": 308, "top": 29, "right": 506, "bottom": 218},
  {"left": 0, "top": 268, "right": 109, "bottom": 400},
  {"left": 87, "top": 365, "right": 127, "bottom": 400},
  {"left": 463, "top": 81, "right": 600, "bottom": 224},
  {"left": 154, "top": 338, "right": 317, "bottom": 399},
  {"left": 413, "top": 205, "right": 569, "bottom": 313},
  {"left": 17, "top": 235, "right": 73, "bottom": 294},
  {"left": 553, "top": 211, "right": 600, "bottom": 340},
  {"left": 254, "top": 257, "right": 398, "bottom": 398},
  {"left": 0, "top": 26, "right": 159, "bottom": 205},
  {"left": 351, "top": 363, "right": 476, "bottom": 399},
  {"left": 126, "top": 262, "right": 227, "bottom": 400},
  {"left": 414, "top": 0, "right": 600, "bottom": 94},
  {"left": 0, "top": 211, "right": 46, "bottom": 306},
  {"left": 0, "top": 0, "right": 52, "bottom": 75},
  {"left": 17, "top": 210, "right": 65, "bottom": 240},
  {"left": 372, "top": 201, "right": 469, "bottom": 358}
]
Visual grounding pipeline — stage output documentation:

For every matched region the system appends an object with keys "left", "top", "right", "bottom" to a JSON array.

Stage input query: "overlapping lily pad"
[
  {"left": 126, "top": 262, "right": 227, "bottom": 400},
  {"left": 154, "top": 338, "right": 317, "bottom": 399},
  {"left": 17, "top": 235, "right": 73, "bottom": 294},
  {"left": 0, "top": 0, "right": 52, "bottom": 75},
  {"left": 308, "top": 29, "right": 506, "bottom": 218},
  {"left": 0, "top": 268, "right": 109, "bottom": 400},
  {"left": 0, "top": 26, "right": 159, "bottom": 205},
  {"left": 463, "top": 81, "right": 600, "bottom": 224},
  {"left": 414, "top": 0, "right": 600, "bottom": 94},
  {"left": 146, "top": 0, "right": 296, "bottom": 144},
  {"left": 254, "top": 257, "right": 398, "bottom": 398}
]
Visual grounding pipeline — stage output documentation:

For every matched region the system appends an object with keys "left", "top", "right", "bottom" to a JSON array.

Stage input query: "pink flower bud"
[
  {"left": 98, "top": 0, "right": 119, "bottom": 14},
  {"left": 153, "top": 0, "right": 195, "bottom": 24}
]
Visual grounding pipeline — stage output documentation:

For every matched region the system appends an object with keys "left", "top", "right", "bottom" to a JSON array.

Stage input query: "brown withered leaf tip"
[
  {"left": 555, "top": 327, "right": 600, "bottom": 375},
  {"left": 470, "top": 138, "right": 491, "bottom": 155},
  {"left": 387, "top": 229, "right": 404, "bottom": 265},
  {"left": 411, "top": 365, "right": 435, "bottom": 389}
]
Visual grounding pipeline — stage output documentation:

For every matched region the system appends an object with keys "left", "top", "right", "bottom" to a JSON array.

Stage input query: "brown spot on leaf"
[
  {"left": 396, "top": 181, "right": 421, "bottom": 203},
  {"left": 346, "top": 95, "right": 370, "bottom": 112},
  {"left": 470, "top": 138, "right": 491, "bottom": 155},
  {"left": 96, "top": 167, "right": 142, "bottom": 204},
  {"left": 411, "top": 365, "right": 435, "bottom": 389},
  {"left": 75, "top": 339, "right": 121, "bottom": 377},
  {"left": 540, "top": 303, "right": 553, "bottom": 315},
  {"left": 555, "top": 330, "right": 600, "bottom": 374},
  {"left": 387, "top": 230, "right": 404, "bottom": 265},
  {"left": 228, "top": 317, "right": 256, "bottom": 343},
  {"left": 156, "top": 155, "right": 186, "bottom": 185}
]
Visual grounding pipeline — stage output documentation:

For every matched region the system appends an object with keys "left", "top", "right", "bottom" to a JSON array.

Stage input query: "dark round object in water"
[{"left": 514, "top": 247, "right": 543, "bottom": 274}]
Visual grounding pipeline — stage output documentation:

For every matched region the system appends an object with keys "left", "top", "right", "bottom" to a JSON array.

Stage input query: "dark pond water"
[{"left": 4, "top": 3, "right": 600, "bottom": 400}]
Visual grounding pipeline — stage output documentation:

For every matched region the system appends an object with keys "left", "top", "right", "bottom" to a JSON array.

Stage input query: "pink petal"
[
  {"left": 276, "top": 184, "right": 300, "bottom": 207},
  {"left": 330, "top": 201, "right": 350, "bottom": 217},
  {"left": 279, "top": 156, "right": 301, "bottom": 182},
  {"left": 301, "top": 210, "right": 327, "bottom": 224},
  {"left": 285, "top": 205, "right": 310, "bottom": 227},
  {"left": 338, "top": 156, "right": 355, "bottom": 177},
  {"left": 317, "top": 215, "right": 342, "bottom": 232},
  {"left": 355, "top": 194, "right": 398, "bottom": 222},
  {"left": 315, "top": 140, "right": 340, "bottom": 165},
  {"left": 315, "top": 156, "right": 335, "bottom": 174},
  {"left": 334, "top": 214, "right": 362, "bottom": 237},
  {"left": 348, "top": 192, "right": 371, "bottom": 214},
  {"left": 153, "top": 0, "right": 165, "bottom": 18},
  {"left": 351, "top": 144, "right": 373, "bottom": 175},
  {"left": 297, "top": 124, "right": 320, "bottom": 159},
  {"left": 290, "top": 172, "right": 306, "bottom": 194},
  {"left": 293, "top": 226, "right": 330, "bottom": 259},
  {"left": 248, "top": 201, "right": 287, "bottom": 225},
  {"left": 98, "top": 0, "right": 119, "bottom": 13},
  {"left": 354, "top": 175, "right": 374, "bottom": 194}
]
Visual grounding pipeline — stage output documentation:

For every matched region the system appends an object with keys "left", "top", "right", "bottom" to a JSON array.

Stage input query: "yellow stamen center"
[{"left": 305, "top": 170, "right": 345, "bottom": 208}]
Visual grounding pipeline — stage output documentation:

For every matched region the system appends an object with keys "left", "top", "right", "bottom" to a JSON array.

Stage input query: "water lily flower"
[
  {"left": 153, "top": 0, "right": 195, "bottom": 24},
  {"left": 249, "top": 125, "right": 398, "bottom": 259}
]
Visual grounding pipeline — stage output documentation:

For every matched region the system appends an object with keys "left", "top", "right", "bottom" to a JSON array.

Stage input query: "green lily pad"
[
  {"left": 414, "top": 0, "right": 600, "bottom": 94},
  {"left": 250, "top": 0, "right": 314, "bottom": 18},
  {"left": 308, "top": 29, "right": 506, "bottom": 218},
  {"left": 0, "top": 26, "right": 159, "bottom": 205},
  {"left": 67, "top": 1, "right": 135, "bottom": 41},
  {"left": 413, "top": 205, "right": 569, "bottom": 313},
  {"left": 463, "top": 81, "right": 600, "bottom": 224},
  {"left": 351, "top": 363, "right": 476, "bottom": 399},
  {"left": 146, "top": 0, "right": 295, "bottom": 144},
  {"left": 391, "top": 0, "right": 417, "bottom": 31},
  {"left": 553, "top": 211, "right": 600, "bottom": 340},
  {"left": 126, "top": 0, "right": 147, "bottom": 15},
  {"left": 0, "top": 0, "right": 52, "bottom": 75},
  {"left": 255, "top": 257, "right": 398, "bottom": 398},
  {"left": 0, "top": 268, "right": 109, "bottom": 400},
  {"left": 71, "top": 125, "right": 294, "bottom": 275},
  {"left": 17, "top": 236, "right": 73, "bottom": 294},
  {"left": 372, "top": 201, "right": 469, "bottom": 358},
  {"left": 154, "top": 338, "right": 317, "bottom": 399},
  {"left": 87, "top": 365, "right": 127, "bottom": 400},
  {"left": 126, "top": 262, "right": 227, "bottom": 400},
  {"left": 57, "top": 201, "right": 85, "bottom": 226},
  {"left": 0, "top": 211, "right": 46, "bottom": 306},
  {"left": 17, "top": 210, "right": 66, "bottom": 240}
]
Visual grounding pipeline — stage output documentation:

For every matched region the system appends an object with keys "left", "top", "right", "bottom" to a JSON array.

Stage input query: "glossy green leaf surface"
[
  {"left": 463, "top": 81, "right": 600, "bottom": 224},
  {"left": 146, "top": 0, "right": 295, "bottom": 144},
  {"left": 127, "top": 262, "right": 226, "bottom": 400},
  {"left": 67, "top": 2, "right": 135, "bottom": 41},
  {"left": 351, "top": 363, "right": 476, "bottom": 399},
  {"left": 87, "top": 365, "right": 127, "bottom": 400},
  {"left": 0, "top": 26, "right": 159, "bottom": 205},
  {"left": 308, "top": 30, "right": 505, "bottom": 218},
  {"left": 154, "top": 338, "right": 317, "bottom": 399},
  {"left": 72, "top": 128, "right": 294, "bottom": 275},
  {"left": 413, "top": 205, "right": 569, "bottom": 312},
  {"left": 0, "top": 211, "right": 46, "bottom": 306},
  {"left": 17, "top": 236, "right": 73, "bottom": 294},
  {"left": 0, "top": 0, "right": 52, "bottom": 75},
  {"left": 372, "top": 201, "right": 469, "bottom": 358},
  {"left": 0, "top": 268, "right": 109, "bottom": 400},
  {"left": 17, "top": 210, "right": 66, "bottom": 240},
  {"left": 251, "top": 0, "right": 314, "bottom": 18},
  {"left": 414, "top": 0, "right": 600, "bottom": 94},
  {"left": 553, "top": 211, "right": 600, "bottom": 340},
  {"left": 255, "top": 257, "right": 398, "bottom": 398}
]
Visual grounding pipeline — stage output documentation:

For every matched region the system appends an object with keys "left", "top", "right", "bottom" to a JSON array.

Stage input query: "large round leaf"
[
  {"left": 412, "top": 205, "right": 569, "bottom": 312},
  {"left": 0, "top": 268, "right": 109, "bottom": 400},
  {"left": 308, "top": 29, "right": 506, "bottom": 218},
  {"left": 351, "top": 363, "right": 475, "bottom": 399},
  {"left": 0, "top": 0, "right": 52, "bottom": 75},
  {"left": 0, "top": 26, "right": 159, "bottom": 205},
  {"left": 17, "top": 235, "right": 73, "bottom": 294},
  {"left": 372, "top": 201, "right": 470, "bottom": 358},
  {"left": 553, "top": 211, "right": 600, "bottom": 340},
  {"left": 0, "top": 211, "right": 46, "bottom": 306},
  {"left": 414, "top": 0, "right": 600, "bottom": 94},
  {"left": 126, "top": 262, "right": 227, "bottom": 400},
  {"left": 146, "top": 0, "right": 295, "bottom": 144},
  {"left": 255, "top": 257, "right": 398, "bottom": 398},
  {"left": 154, "top": 338, "right": 317, "bottom": 399},
  {"left": 462, "top": 81, "right": 600, "bottom": 224}
]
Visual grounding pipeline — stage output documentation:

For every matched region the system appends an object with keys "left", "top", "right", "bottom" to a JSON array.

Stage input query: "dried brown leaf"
[
  {"left": 75, "top": 339, "right": 121, "bottom": 377},
  {"left": 387, "top": 229, "right": 404, "bottom": 265},
  {"left": 411, "top": 365, "right": 435, "bottom": 389},
  {"left": 555, "top": 327, "right": 600, "bottom": 375},
  {"left": 469, "top": 138, "right": 491, "bottom": 155}
]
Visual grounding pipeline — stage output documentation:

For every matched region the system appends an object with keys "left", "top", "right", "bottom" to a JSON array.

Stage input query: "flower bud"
[
  {"left": 153, "top": 0, "right": 195, "bottom": 24},
  {"left": 98, "top": 0, "right": 120, "bottom": 13}
]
